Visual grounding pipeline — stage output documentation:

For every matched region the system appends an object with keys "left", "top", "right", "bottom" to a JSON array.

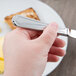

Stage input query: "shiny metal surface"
[
  {"left": 12, "top": 15, "right": 76, "bottom": 38},
  {"left": 68, "top": 29, "right": 76, "bottom": 38}
]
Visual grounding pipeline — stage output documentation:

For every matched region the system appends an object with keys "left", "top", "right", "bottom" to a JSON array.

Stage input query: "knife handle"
[{"left": 12, "top": 15, "right": 69, "bottom": 36}]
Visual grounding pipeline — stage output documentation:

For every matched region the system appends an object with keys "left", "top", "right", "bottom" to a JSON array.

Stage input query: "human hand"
[{"left": 3, "top": 22, "right": 65, "bottom": 76}]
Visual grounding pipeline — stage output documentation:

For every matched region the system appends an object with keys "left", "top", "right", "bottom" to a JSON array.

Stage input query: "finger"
[
  {"left": 49, "top": 46, "right": 66, "bottom": 56},
  {"left": 53, "top": 38, "right": 65, "bottom": 47},
  {"left": 48, "top": 54, "right": 59, "bottom": 62},
  {"left": 31, "top": 31, "right": 42, "bottom": 39},
  {"left": 38, "top": 22, "right": 58, "bottom": 48},
  {"left": 16, "top": 27, "right": 41, "bottom": 39}
]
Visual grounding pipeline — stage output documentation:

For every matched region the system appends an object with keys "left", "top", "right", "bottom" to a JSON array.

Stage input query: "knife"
[{"left": 12, "top": 15, "right": 76, "bottom": 38}]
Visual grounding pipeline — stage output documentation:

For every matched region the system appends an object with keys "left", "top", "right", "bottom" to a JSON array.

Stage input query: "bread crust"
[{"left": 5, "top": 8, "right": 40, "bottom": 29}]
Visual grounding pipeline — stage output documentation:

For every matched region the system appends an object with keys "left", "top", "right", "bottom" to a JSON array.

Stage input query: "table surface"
[{"left": 41, "top": 0, "right": 76, "bottom": 76}]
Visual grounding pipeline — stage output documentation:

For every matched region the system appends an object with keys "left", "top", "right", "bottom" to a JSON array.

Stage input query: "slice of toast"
[{"left": 5, "top": 8, "right": 40, "bottom": 29}]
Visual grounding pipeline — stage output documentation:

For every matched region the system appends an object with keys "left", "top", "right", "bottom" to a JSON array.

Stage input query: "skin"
[{"left": 3, "top": 22, "right": 65, "bottom": 76}]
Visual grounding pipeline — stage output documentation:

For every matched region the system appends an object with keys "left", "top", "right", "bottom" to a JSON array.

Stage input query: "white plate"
[{"left": 0, "top": 0, "right": 68, "bottom": 76}]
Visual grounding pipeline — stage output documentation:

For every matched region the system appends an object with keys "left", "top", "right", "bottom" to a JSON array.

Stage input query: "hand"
[{"left": 3, "top": 22, "right": 65, "bottom": 76}]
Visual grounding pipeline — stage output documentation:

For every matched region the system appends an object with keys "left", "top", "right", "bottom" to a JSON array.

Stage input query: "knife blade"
[{"left": 12, "top": 15, "right": 76, "bottom": 38}]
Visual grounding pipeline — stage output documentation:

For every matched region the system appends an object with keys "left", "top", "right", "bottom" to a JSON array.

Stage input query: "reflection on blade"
[
  {"left": 69, "top": 29, "right": 76, "bottom": 38},
  {"left": 12, "top": 15, "right": 76, "bottom": 39}
]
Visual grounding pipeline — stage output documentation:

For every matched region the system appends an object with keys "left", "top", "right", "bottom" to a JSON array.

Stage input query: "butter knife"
[{"left": 12, "top": 15, "right": 76, "bottom": 38}]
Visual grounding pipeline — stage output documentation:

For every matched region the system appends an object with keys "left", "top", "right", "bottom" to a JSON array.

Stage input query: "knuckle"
[
  {"left": 43, "top": 34, "right": 52, "bottom": 45},
  {"left": 42, "top": 30, "right": 57, "bottom": 45},
  {"left": 49, "top": 29, "right": 57, "bottom": 36}
]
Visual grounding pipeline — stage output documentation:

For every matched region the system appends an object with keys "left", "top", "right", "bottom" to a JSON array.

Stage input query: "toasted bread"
[{"left": 5, "top": 8, "right": 40, "bottom": 29}]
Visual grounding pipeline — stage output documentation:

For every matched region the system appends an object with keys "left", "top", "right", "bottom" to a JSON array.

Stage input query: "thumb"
[{"left": 38, "top": 22, "right": 58, "bottom": 48}]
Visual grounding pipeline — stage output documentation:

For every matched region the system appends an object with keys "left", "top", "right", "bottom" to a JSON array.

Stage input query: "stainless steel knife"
[{"left": 12, "top": 15, "right": 76, "bottom": 38}]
